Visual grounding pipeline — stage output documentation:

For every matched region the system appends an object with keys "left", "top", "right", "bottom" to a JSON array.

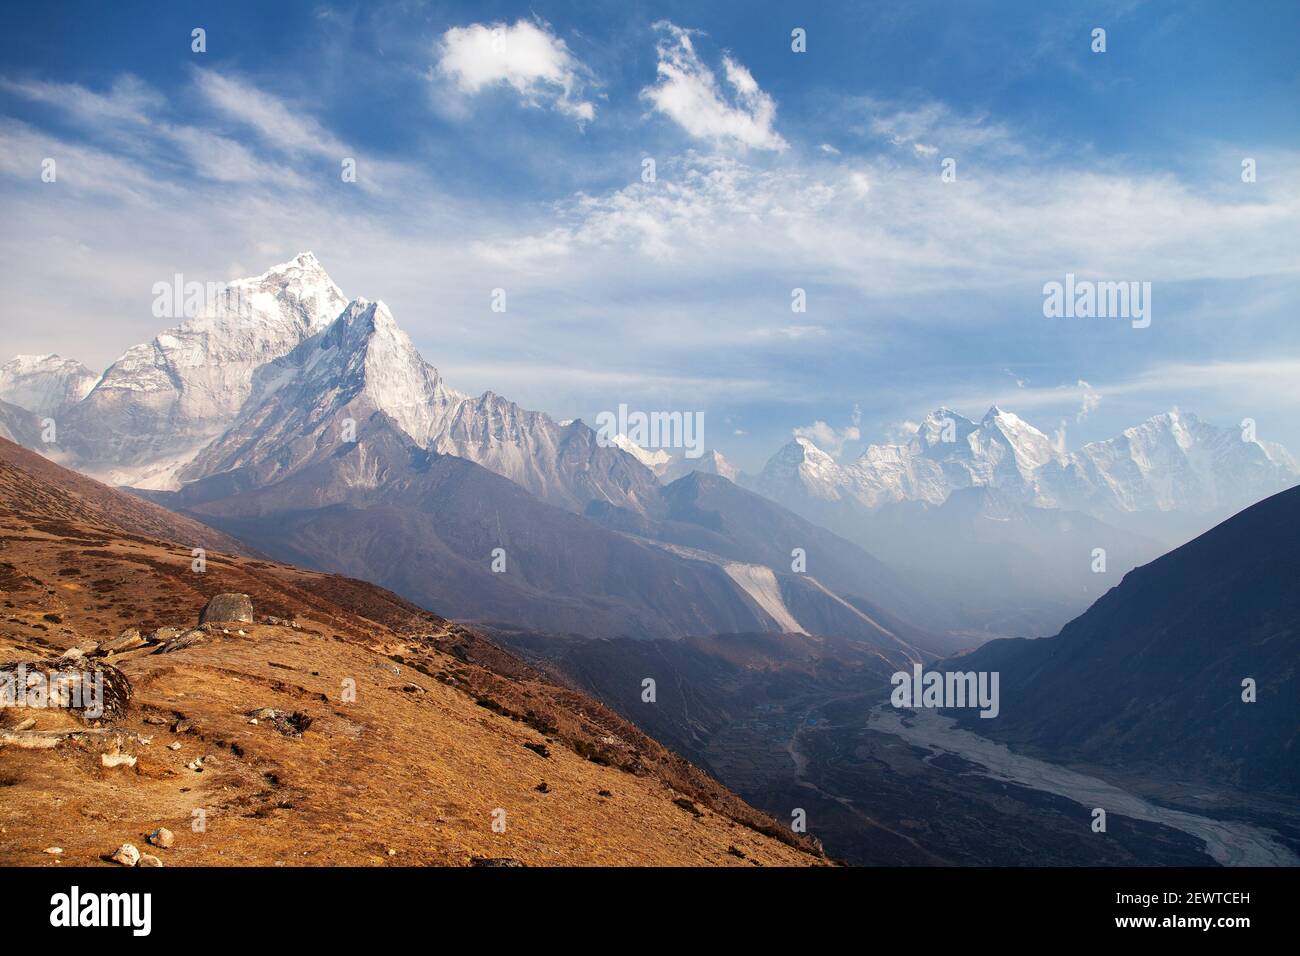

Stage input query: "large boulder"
[{"left": 199, "top": 593, "right": 254, "bottom": 625}]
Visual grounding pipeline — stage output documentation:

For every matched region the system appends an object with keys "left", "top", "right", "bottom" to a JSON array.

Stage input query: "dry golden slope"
[{"left": 0, "top": 439, "right": 823, "bottom": 866}]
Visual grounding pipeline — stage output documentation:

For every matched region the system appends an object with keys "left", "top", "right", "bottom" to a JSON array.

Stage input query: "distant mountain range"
[
  {"left": 0, "top": 255, "right": 959, "bottom": 650},
  {"left": 711, "top": 406, "right": 1298, "bottom": 633},
  {"left": 4, "top": 252, "right": 1295, "bottom": 647},
  {"left": 746, "top": 405, "right": 1297, "bottom": 526}
]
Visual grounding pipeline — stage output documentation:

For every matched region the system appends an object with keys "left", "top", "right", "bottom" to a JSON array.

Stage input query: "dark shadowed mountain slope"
[
  {"left": 167, "top": 411, "right": 776, "bottom": 641},
  {"left": 948, "top": 486, "right": 1300, "bottom": 795}
]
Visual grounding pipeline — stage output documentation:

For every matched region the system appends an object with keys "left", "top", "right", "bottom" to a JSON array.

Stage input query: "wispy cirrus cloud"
[
  {"left": 0, "top": 75, "right": 161, "bottom": 128},
  {"left": 856, "top": 96, "right": 1021, "bottom": 160},
  {"left": 192, "top": 69, "right": 350, "bottom": 158},
  {"left": 940, "top": 360, "right": 1300, "bottom": 427},
  {"left": 468, "top": 146, "right": 1300, "bottom": 295},
  {"left": 2, "top": 73, "right": 309, "bottom": 189}
]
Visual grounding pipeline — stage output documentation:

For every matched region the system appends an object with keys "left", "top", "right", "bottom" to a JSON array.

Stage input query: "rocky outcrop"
[{"left": 0, "top": 659, "right": 131, "bottom": 723}]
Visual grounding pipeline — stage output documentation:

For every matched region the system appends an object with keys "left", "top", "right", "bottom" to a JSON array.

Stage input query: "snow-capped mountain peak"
[
  {"left": 175, "top": 284, "right": 660, "bottom": 514},
  {"left": 751, "top": 435, "right": 849, "bottom": 502},
  {"left": 337, "top": 298, "right": 465, "bottom": 446},
  {"left": 230, "top": 251, "right": 344, "bottom": 332},
  {"left": 662, "top": 448, "right": 739, "bottom": 483},
  {"left": 49, "top": 253, "right": 350, "bottom": 488},
  {"left": 917, "top": 407, "right": 976, "bottom": 449},
  {"left": 184, "top": 295, "right": 464, "bottom": 481},
  {"left": 0, "top": 354, "right": 98, "bottom": 417},
  {"left": 610, "top": 434, "right": 673, "bottom": 474},
  {"left": 976, "top": 405, "right": 1061, "bottom": 474}
]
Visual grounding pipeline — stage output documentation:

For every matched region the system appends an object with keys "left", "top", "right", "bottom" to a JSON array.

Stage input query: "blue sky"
[{"left": 1, "top": 0, "right": 1297, "bottom": 470}]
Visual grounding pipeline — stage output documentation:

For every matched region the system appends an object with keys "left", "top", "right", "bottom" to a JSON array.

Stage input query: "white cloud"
[
  {"left": 819, "top": 143, "right": 840, "bottom": 155},
  {"left": 641, "top": 21, "right": 786, "bottom": 152},
  {"left": 794, "top": 405, "right": 862, "bottom": 457},
  {"left": 1075, "top": 379, "right": 1101, "bottom": 421},
  {"left": 885, "top": 419, "right": 922, "bottom": 443},
  {"left": 436, "top": 19, "right": 594, "bottom": 123}
]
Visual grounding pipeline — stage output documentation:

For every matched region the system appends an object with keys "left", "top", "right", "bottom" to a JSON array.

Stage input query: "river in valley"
[{"left": 867, "top": 707, "right": 1298, "bottom": 867}]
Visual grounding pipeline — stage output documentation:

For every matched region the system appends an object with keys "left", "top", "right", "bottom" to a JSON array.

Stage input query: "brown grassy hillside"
[{"left": 0, "top": 439, "right": 823, "bottom": 867}]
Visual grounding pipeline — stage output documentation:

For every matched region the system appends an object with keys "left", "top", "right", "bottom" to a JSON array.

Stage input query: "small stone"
[
  {"left": 58, "top": 646, "right": 85, "bottom": 661},
  {"left": 143, "top": 715, "right": 166, "bottom": 725},
  {"left": 152, "top": 629, "right": 208, "bottom": 655},
  {"left": 99, "top": 628, "right": 146, "bottom": 654},
  {"left": 110, "top": 843, "right": 140, "bottom": 867},
  {"left": 148, "top": 827, "right": 174, "bottom": 849},
  {"left": 101, "top": 753, "right": 137, "bottom": 769},
  {"left": 199, "top": 593, "right": 254, "bottom": 625},
  {"left": 168, "top": 741, "right": 182, "bottom": 751},
  {"left": 43, "top": 847, "right": 63, "bottom": 856},
  {"left": 138, "top": 854, "right": 163, "bottom": 867},
  {"left": 387, "top": 848, "right": 397, "bottom": 856},
  {"left": 13, "top": 717, "right": 36, "bottom": 732}
]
